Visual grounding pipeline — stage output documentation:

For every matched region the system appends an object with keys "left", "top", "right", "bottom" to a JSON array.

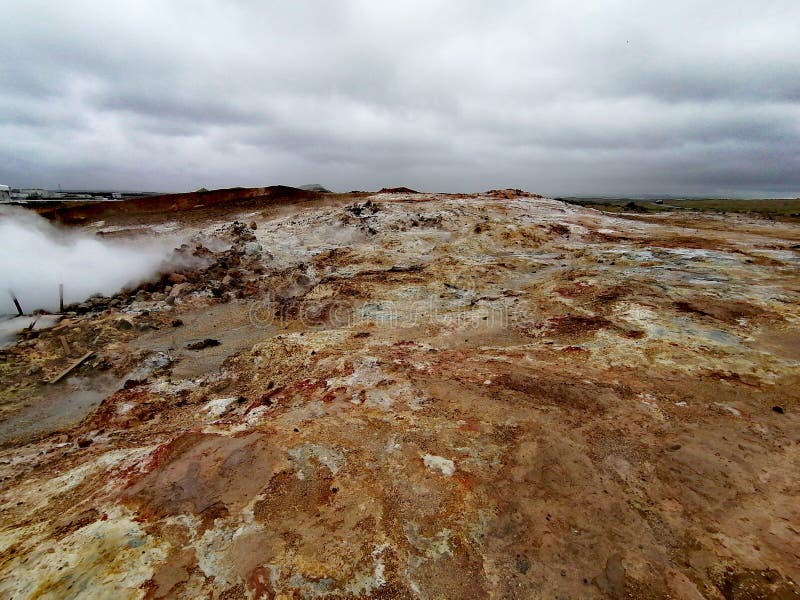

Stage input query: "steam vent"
[{"left": 1, "top": 187, "right": 799, "bottom": 598}]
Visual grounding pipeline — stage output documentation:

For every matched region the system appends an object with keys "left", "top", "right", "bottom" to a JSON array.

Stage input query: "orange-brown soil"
[{"left": 1, "top": 189, "right": 798, "bottom": 598}]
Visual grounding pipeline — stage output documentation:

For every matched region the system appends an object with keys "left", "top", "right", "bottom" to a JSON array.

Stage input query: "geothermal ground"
[{"left": 0, "top": 189, "right": 799, "bottom": 599}]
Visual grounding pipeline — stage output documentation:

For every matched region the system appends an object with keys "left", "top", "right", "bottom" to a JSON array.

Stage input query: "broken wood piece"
[
  {"left": 9, "top": 290, "right": 23, "bottom": 316},
  {"left": 49, "top": 352, "right": 94, "bottom": 384}
]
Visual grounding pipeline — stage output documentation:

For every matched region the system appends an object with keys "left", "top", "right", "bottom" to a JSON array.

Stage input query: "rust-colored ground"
[{"left": 1, "top": 190, "right": 799, "bottom": 599}]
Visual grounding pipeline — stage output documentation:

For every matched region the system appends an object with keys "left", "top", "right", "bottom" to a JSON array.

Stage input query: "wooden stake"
[
  {"left": 59, "top": 284, "right": 64, "bottom": 313},
  {"left": 9, "top": 290, "right": 22, "bottom": 316}
]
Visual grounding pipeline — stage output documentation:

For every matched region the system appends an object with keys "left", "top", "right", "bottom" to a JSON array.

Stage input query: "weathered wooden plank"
[{"left": 49, "top": 352, "right": 94, "bottom": 384}]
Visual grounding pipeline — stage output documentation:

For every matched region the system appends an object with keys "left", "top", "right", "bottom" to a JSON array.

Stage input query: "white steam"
[{"left": 0, "top": 206, "right": 185, "bottom": 315}]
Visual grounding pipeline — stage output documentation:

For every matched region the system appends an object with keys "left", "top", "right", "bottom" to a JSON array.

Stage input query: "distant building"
[
  {"left": 19, "top": 188, "right": 59, "bottom": 200},
  {"left": 0, "top": 184, "right": 10, "bottom": 202}
]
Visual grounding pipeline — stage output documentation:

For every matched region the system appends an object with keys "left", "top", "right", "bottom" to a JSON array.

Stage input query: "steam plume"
[{"left": 0, "top": 206, "right": 185, "bottom": 314}]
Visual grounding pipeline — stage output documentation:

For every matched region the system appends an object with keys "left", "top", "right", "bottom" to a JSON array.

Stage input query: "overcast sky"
[{"left": 1, "top": 1, "right": 798, "bottom": 197}]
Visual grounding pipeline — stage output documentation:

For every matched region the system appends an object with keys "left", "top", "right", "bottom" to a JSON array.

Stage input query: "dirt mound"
[{"left": 36, "top": 185, "right": 323, "bottom": 225}]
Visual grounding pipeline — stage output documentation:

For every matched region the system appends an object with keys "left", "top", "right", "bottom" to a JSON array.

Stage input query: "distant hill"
[
  {"left": 379, "top": 187, "right": 419, "bottom": 194},
  {"left": 299, "top": 184, "right": 331, "bottom": 193}
]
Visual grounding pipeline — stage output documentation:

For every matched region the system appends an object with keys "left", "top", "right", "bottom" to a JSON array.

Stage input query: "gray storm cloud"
[{"left": 0, "top": 0, "right": 799, "bottom": 196}]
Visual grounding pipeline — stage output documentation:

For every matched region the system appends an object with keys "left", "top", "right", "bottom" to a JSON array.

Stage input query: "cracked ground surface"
[{"left": 1, "top": 190, "right": 799, "bottom": 598}]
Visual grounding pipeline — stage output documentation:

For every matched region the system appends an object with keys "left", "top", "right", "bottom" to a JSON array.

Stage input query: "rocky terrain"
[{"left": 1, "top": 188, "right": 799, "bottom": 599}]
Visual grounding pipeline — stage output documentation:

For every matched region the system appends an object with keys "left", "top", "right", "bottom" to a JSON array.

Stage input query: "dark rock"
[
  {"left": 515, "top": 554, "right": 531, "bottom": 574},
  {"left": 187, "top": 338, "right": 221, "bottom": 351},
  {"left": 345, "top": 200, "right": 380, "bottom": 217},
  {"left": 171, "top": 319, "right": 184, "bottom": 327},
  {"left": 772, "top": 405, "right": 785, "bottom": 414}
]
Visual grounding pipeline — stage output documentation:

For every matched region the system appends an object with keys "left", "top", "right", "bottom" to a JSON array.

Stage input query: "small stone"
[
  {"left": 772, "top": 405, "right": 785, "bottom": 414},
  {"left": 249, "top": 221, "right": 258, "bottom": 230},
  {"left": 515, "top": 554, "right": 531, "bottom": 574},
  {"left": 209, "top": 377, "right": 233, "bottom": 392},
  {"left": 169, "top": 283, "right": 189, "bottom": 298},
  {"left": 167, "top": 273, "right": 187, "bottom": 284},
  {"left": 113, "top": 317, "right": 134, "bottom": 330},
  {"left": 171, "top": 319, "right": 184, "bottom": 327},
  {"left": 187, "top": 338, "right": 221, "bottom": 350},
  {"left": 244, "top": 241, "right": 263, "bottom": 256}
]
